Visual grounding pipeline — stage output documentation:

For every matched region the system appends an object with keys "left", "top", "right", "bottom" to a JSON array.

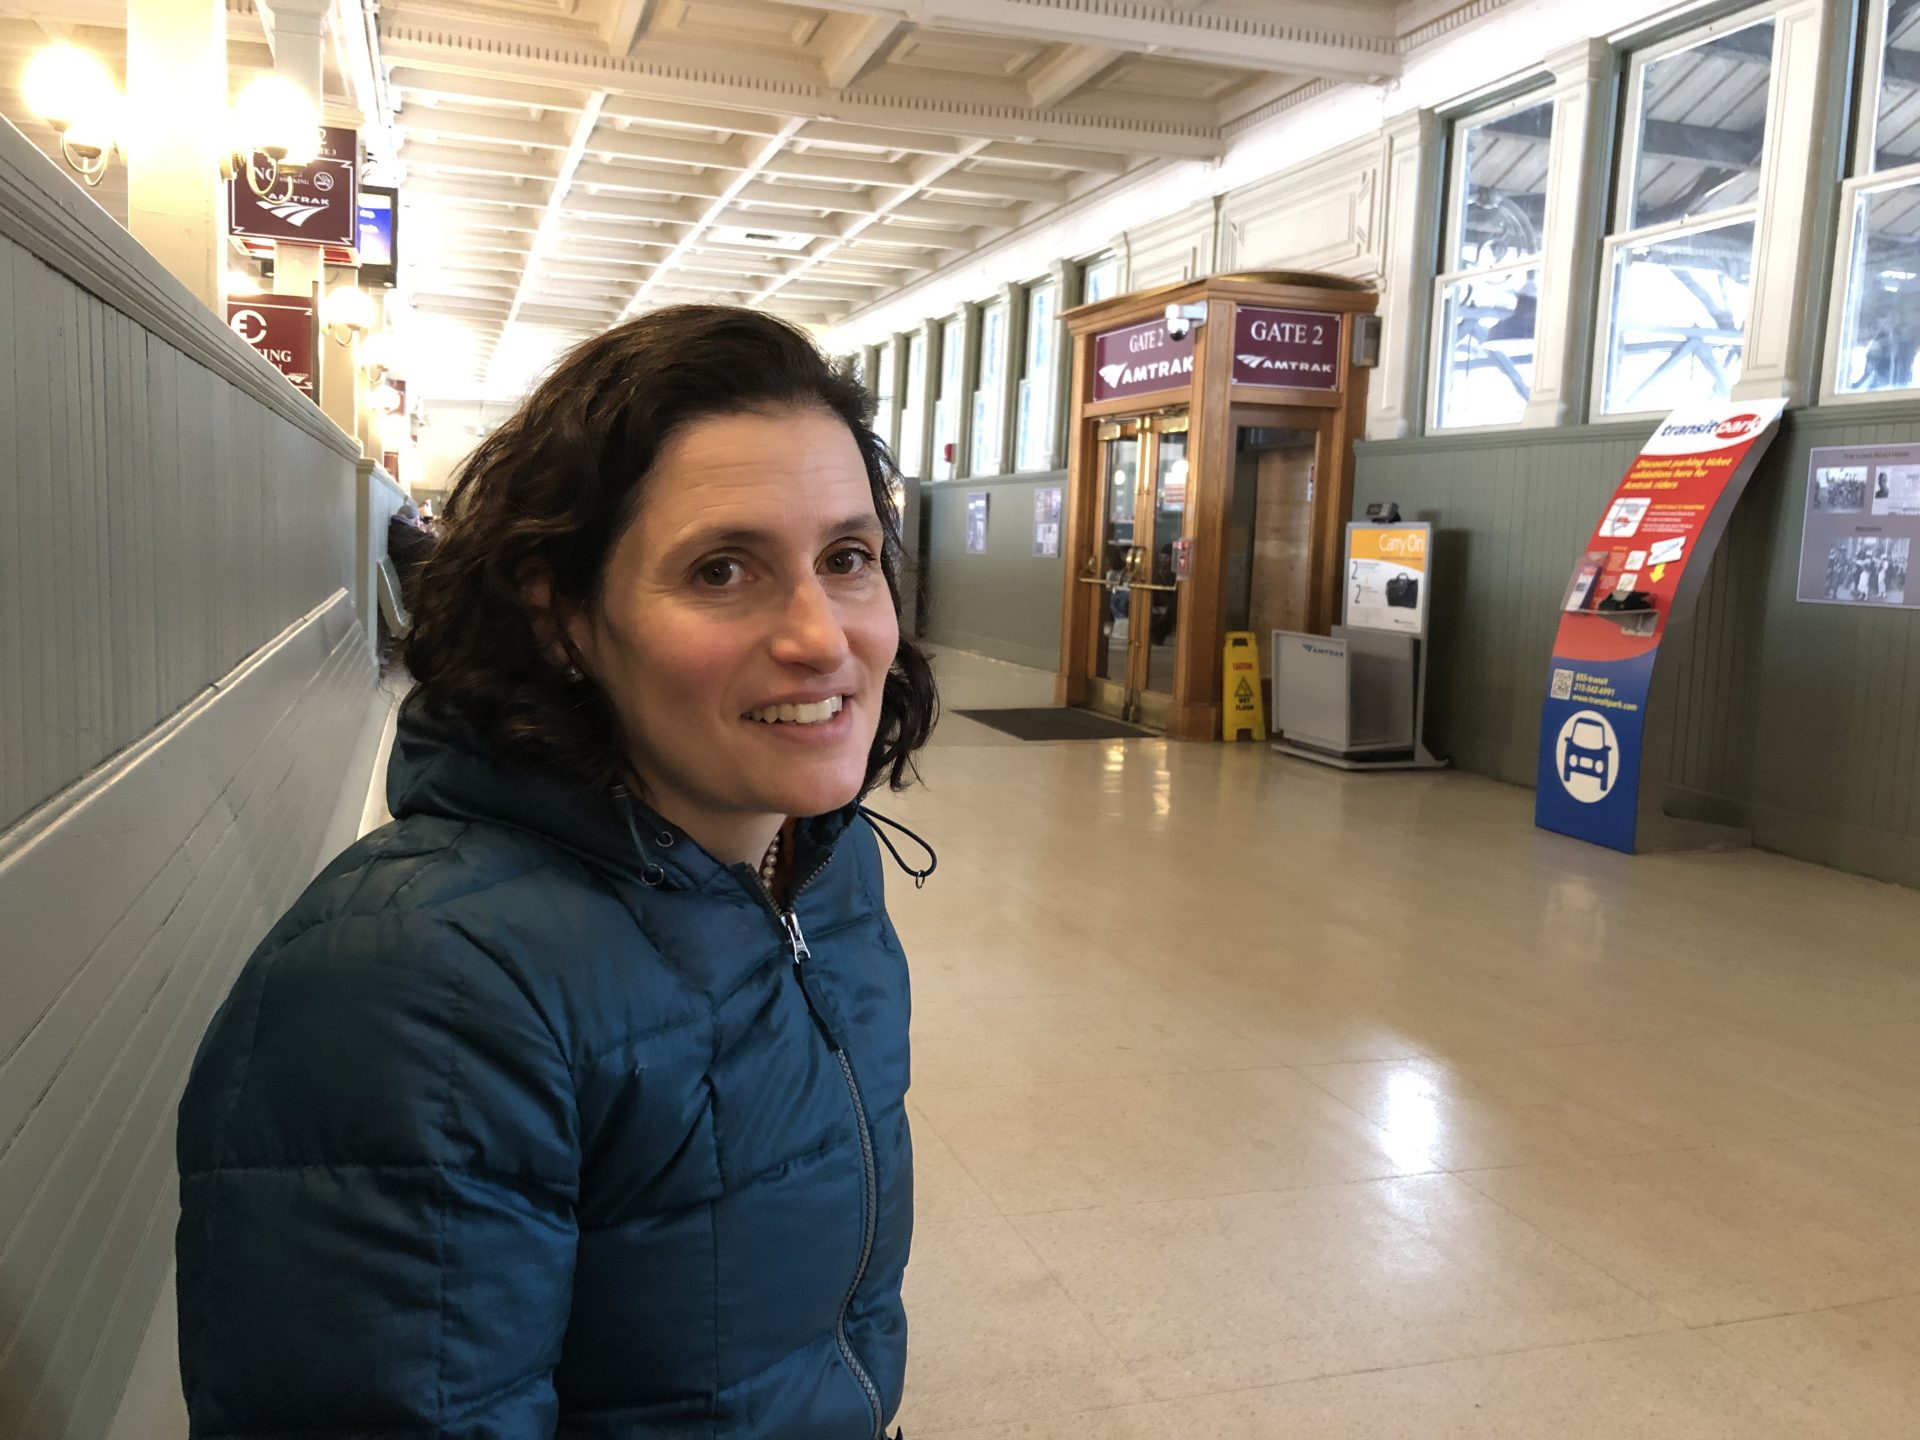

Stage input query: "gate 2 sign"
[
  {"left": 1090, "top": 317, "right": 1195, "bottom": 403},
  {"left": 1535, "top": 400, "right": 1784, "bottom": 853},
  {"left": 1231, "top": 306, "right": 1342, "bottom": 390}
]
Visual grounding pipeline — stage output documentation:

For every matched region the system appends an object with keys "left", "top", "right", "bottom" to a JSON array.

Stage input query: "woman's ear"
[{"left": 519, "top": 563, "right": 588, "bottom": 675}]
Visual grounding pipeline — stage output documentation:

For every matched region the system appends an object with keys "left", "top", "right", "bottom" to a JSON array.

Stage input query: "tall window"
[
  {"left": 1431, "top": 93, "right": 1554, "bottom": 429},
  {"left": 872, "top": 339, "right": 898, "bottom": 451},
  {"left": 1833, "top": 0, "right": 1920, "bottom": 395},
  {"left": 1081, "top": 253, "right": 1121, "bottom": 304},
  {"left": 1598, "top": 12, "right": 1780, "bottom": 415},
  {"left": 898, "top": 331, "right": 927, "bottom": 475},
  {"left": 1015, "top": 281, "right": 1059, "bottom": 470},
  {"left": 933, "top": 315, "right": 963, "bottom": 480},
  {"left": 971, "top": 299, "right": 1007, "bottom": 476}
]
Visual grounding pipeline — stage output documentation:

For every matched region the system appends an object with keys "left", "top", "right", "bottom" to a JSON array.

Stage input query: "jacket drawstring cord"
[{"left": 857, "top": 807, "right": 937, "bottom": 889}]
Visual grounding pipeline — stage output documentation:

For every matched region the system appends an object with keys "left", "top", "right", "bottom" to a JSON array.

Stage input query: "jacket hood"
[{"left": 385, "top": 703, "right": 858, "bottom": 893}]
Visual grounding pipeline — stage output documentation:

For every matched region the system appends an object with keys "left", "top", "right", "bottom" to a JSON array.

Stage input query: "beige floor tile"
[
  {"left": 1465, "top": 1126, "right": 1920, "bottom": 1325},
  {"left": 913, "top": 1068, "right": 1421, "bottom": 1214},
  {"left": 895, "top": 1216, "right": 1147, "bottom": 1433},
  {"left": 1009, "top": 1175, "right": 1676, "bottom": 1400},
  {"left": 908, "top": 988, "right": 1269, "bottom": 1094},
  {"left": 908, "top": 1101, "right": 999, "bottom": 1224},
  {"left": 1298, "top": 1054, "right": 1679, "bottom": 1171},
  {"left": 909, "top": 1332, "right": 1855, "bottom": 1439},
  {"left": 1704, "top": 1292, "right": 1920, "bottom": 1438}
]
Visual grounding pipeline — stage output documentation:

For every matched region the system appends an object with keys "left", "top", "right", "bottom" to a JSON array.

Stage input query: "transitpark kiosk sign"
[{"left": 1536, "top": 401, "right": 1785, "bottom": 853}]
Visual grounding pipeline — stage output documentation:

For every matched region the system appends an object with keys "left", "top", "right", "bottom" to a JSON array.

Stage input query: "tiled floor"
[{"left": 881, "top": 649, "right": 1920, "bottom": 1439}]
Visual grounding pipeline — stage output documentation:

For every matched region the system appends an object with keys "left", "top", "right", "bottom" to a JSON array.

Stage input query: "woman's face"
[{"left": 568, "top": 406, "right": 898, "bottom": 863}]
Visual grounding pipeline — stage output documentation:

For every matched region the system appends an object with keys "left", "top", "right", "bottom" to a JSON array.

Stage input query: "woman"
[{"left": 175, "top": 306, "right": 937, "bottom": 1439}]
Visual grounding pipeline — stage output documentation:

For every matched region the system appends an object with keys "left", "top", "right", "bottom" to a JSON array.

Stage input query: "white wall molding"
[
  {"left": 1365, "top": 109, "right": 1442, "bottom": 440},
  {"left": 1730, "top": 0, "right": 1837, "bottom": 406},
  {"left": 1218, "top": 134, "right": 1385, "bottom": 281},
  {"left": 0, "top": 118, "right": 359, "bottom": 461},
  {"left": 1521, "top": 37, "right": 1614, "bottom": 428},
  {"left": 1122, "top": 196, "right": 1221, "bottom": 289}
]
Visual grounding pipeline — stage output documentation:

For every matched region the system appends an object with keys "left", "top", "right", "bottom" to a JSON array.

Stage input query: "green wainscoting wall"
[
  {"left": 921, "top": 472, "right": 1068, "bottom": 672},
  {"left": 1354, "top": 403, "right": 1920, "bottom": 888}
]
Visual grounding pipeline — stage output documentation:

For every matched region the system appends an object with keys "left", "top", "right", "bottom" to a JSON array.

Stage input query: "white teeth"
[{"left": 747, "top": 695, "right": 845, "bottom": 725}]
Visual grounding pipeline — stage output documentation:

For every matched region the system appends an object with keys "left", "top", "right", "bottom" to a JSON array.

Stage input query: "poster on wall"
[
  {"left": 225, "top": 294, "right": 318, "bottom": 402},
  {"left": 228, "top": 125, "right": 359, "bottom": 248},
  {"left": 1797, "top": 444, "right": 1920, "bottom": 609},
  {"left": 1033, "top": 486, "right": 1062, "bottom": 558},
  {"left": 965, "top": 491, "right": 989, "bottom": 554},
  {"left": 1535, "top": 400, "right": 1786, "bottom": 854},
  {"left": 1345, "top": 523, "right": 1430, "bottom": 635}
]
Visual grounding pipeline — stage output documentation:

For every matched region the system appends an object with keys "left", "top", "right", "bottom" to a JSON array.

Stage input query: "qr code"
[{"left": 1550, "top": 668, "right": 1574, "bottom": 701}]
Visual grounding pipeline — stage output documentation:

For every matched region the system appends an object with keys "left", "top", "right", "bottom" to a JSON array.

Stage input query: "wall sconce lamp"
[
  {"left": 325, "top": 285, "right": 376, "bottom": 347},
  {"left": 220, "top": 74, "right": 321, "bottom": 201},
  {"left": 357, "top": 331, "right": 398, "bottom": 377},
  {"left": 23, "top": 45, "right": 123, "bottom": 187}
]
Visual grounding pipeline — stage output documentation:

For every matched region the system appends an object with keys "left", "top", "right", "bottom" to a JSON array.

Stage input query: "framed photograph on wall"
[
  {"left": 965, "top": 491, "right": 989, "bottom": 554},
  {"left": 1033, "top": 486, "right": 1062, "bottom": 558}
]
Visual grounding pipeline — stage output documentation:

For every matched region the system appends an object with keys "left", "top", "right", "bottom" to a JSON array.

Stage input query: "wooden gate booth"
[{"left": 1055, "top": 272, "right": 1378, "bottom": 739}]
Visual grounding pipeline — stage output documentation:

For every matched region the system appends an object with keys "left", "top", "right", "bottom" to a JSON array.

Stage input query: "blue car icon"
[{"left": 1563, "top": 717, "right": 1612, "bottom": 790}]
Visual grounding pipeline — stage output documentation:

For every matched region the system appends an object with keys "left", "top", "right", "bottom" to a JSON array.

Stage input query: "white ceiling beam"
[
  {"left": 499, "top": 93, "right": 609, "bottom": 339},
  {"left": 753, "top": 138, "right": 992, "bottom": 307},
  {"left": 602, "top": 0, "right": 653, "bottom": 56},
  {"left": 926, "top": 168, "right": 1063, "bottom": 205},
  {"left": 713, "top": 209, "right": 846, "bottom": 240},
  {"left": 791, "top": 122, "right": 965, "bottom": 156},
  {"left": 974, "top": 139, "right": 1130, "bottom": 175},
  {"left": 410, "top": 176, "right": 553, "bottom": 210},
  {"left": 572, "top": 160, "right": 729, "bottom": 200},
  {"left": 760, "top": 0, "right": 1400, "bottom": 81},
  {"left": 399, "top": 109, "right": 573, "bottom": 150},
  {"left": 886, "top": 196, "right": 1020, "bottom": 230},
  {"left": 762, "top": 151, "right": 911, "bottom": 188},
  {"left": 599, "top": 94, "right": 791, "bottom": 136},
  {"left": 390, "top": 68, "right": 589, "bottom": 115},
  {"left": 820, "top": 13, "right": 905, "bottom": 89},
  {"left": 587, "top": 128, "right": 748, "bottom": 170},
  {"left": 1026, "top": 44, "right": 1121, "bottom": 108},
  {"left": 564, "top": 193, "right": 703, "bottom": 226},
  {"left": 732, "top": 180, "right": 871, "bottom": 215},
  {"left": 626, "top": 118, "right": 807, "bottom": 316},
  {"left": 381, "top": 23, "right": 1226, "bottom": 158},
  {"left": 401, "top": 142, "right": 559, "bottom": 183}
]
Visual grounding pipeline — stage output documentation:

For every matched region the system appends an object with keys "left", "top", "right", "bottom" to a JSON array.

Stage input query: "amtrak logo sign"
[
  {"left": 228, "top": 124, "right": 358, "bottom": 248},
  {"left": 1231, "top": 305, "right": 1342, "bottom": 391},
  {"left": 1090, "top": 318, "right": 1196, "bottom": 402}
]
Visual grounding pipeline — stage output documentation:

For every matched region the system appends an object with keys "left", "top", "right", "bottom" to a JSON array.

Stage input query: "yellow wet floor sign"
[{"left": 1222, "top": 631, "right": 1266, "bottom": 741}]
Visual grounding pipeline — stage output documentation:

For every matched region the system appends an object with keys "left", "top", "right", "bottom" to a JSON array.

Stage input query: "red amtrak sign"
[
  {"left": 1231, "top": 305, "right": 1342, "bottom": 390},
  {"left": 1090, "top": 318, "right": 1195, "bottom": 403}
]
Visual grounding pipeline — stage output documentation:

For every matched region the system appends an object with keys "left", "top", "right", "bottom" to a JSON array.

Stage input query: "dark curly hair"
[{"left": 403, "top": 305, "right": 938, "bottom": 798}]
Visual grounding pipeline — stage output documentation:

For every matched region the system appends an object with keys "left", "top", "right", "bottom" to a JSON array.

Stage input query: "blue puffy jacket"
[{"left": 176, "top": 713, "right": 915, "bottom": 1438}]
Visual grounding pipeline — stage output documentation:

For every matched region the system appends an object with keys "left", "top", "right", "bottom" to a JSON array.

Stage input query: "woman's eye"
[
  {"left": 825, "top": 546, "right": 877, "bottom": 577},
  {"left": 696, "top": 558, "right": 745, "bottom": 588}
]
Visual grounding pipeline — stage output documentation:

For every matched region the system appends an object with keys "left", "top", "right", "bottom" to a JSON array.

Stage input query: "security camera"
[{"left": 1164, "top": 301, "right": 1207, "bottom": 340}]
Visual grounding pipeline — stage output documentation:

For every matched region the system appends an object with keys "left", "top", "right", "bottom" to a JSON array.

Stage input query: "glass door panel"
[
  {"left": 1094, "top": 426, "right": 1139, "bottom": 684},
  {"left": 1142, "top": 423, "right": 1188, "bottom": 698}
]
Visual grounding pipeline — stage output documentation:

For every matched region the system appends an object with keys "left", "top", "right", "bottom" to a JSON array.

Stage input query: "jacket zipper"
[{"left": 780, "top": 907, "right": 885, "bottom": 1440}]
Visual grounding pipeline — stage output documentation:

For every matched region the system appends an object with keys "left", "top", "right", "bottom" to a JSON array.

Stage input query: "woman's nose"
[{"left": 769, "top": 576, "right": 852, "bottom": 669}]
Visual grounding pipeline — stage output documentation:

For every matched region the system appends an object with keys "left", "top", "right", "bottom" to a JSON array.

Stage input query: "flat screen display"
[{"left": 357, "top": 186, "right": 398, "bottom": 286}]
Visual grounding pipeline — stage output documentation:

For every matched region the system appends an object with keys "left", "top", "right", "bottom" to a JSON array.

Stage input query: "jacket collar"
[{"left": 386, "top": 705, "right": 857, "bottom": 894}]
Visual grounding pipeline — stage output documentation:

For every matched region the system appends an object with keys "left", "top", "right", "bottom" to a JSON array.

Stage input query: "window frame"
[
  {"left": 898, "top": 329, "right": 928, "bottom": 476},
  {"left": 1426, "top": 84, "right": 1559, "bottom": 434},
  {"left": 1589, "top": 4, "right": 1785, "bottom": 422},
  {"left": 1822, "top": 0, "right": 1920, "bottom": 403},
  {"left": 1014, "top": 278, "right": 1061, "bottom": 472},
  {"left": 970, "top": 297, "right": 1009, "bottom": 477},
  {"left": 1079, "top": 251, "right": 1121, "bottom": 306},
  {"left": 933, "top": 313, "right": 965, "bottom": 481}
]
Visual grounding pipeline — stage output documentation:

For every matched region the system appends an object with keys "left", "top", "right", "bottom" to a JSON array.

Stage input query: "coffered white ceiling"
[{"left": 380, "top": 0, "right": 1488, "bottom": 391}]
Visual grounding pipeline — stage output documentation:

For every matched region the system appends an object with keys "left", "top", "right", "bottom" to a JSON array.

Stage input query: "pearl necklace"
[{"left": 759, "top": 829, "right": 782, "bottom": 893}]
